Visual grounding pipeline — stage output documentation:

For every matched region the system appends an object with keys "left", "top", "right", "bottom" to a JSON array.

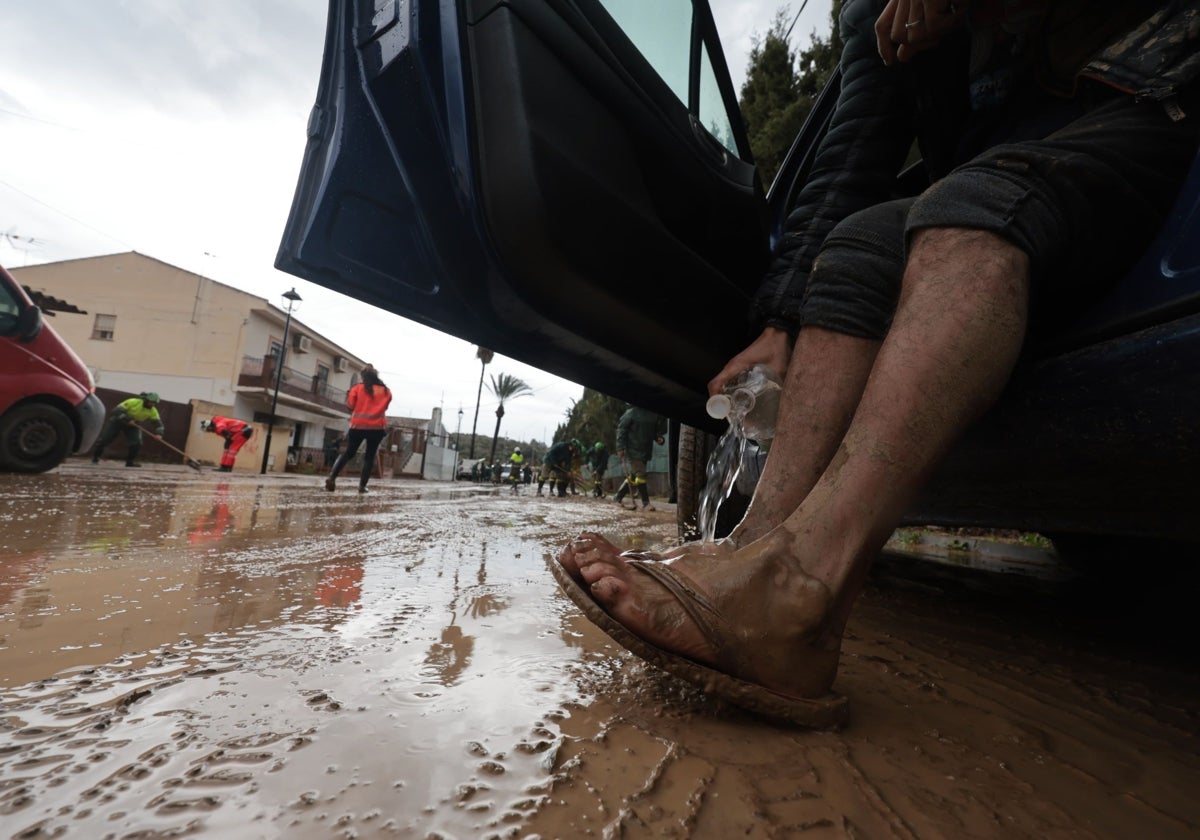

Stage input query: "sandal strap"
[{"left": 626, "top": 559, "right": 738, "bottom": 672}]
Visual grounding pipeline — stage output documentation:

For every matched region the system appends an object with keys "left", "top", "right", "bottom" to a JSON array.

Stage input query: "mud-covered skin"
[
  {"left": 561, "top": 532, "right": 842, "bottom": 700},
  {"left": 568, "top": 229, "right": 1031, "bottom": 709}
]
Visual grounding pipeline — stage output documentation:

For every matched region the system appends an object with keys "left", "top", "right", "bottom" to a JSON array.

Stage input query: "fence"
[{"left": 238, "top": 356, "right": 349, "bottom": 413}]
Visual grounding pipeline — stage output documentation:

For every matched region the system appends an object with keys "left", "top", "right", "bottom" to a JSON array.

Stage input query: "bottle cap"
[{"left": 705, "top": 393, "right": 732, "bottom": 420}]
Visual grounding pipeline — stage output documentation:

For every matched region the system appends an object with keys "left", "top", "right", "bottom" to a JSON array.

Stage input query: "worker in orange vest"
[
  {"left": 199, "top": 415, "right": 254, "bottom": 472},
  {"left": 325, "top": 365, "right": 392, "bottom": 493}
]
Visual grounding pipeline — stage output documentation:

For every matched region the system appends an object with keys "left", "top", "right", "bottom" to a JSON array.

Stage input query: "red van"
[{"left": 0, "top": 264, "right": 105, "bottom": 472}]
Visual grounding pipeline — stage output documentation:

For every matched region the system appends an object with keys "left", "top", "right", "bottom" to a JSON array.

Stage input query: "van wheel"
[
  {"left": 0, "top": 404, "right": 74, "bottom": 472},
  {"left": 676, "top": 424, "right": 749, "bottom": 542}
]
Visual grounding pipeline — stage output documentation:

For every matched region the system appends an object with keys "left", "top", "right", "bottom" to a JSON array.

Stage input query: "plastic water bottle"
[{"left": 705, "top": 364, "right": 783, "bottom": 444}]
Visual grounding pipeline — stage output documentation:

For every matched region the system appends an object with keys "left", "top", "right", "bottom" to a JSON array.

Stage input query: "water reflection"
[
  {"left": 0, "top": 476, "right": 377, "bottom": 686},
  {"left": 0, "top": 474, "right": 694, "bottom": 838},
  {"left": 314, "top": 559, "right": 365, "bottom": 609},
  {"left": 424, "top": 621, "right": 474, "bottom": 686},
  {"left": 187, "top": 482, "right": 235, "bottom": 545}
]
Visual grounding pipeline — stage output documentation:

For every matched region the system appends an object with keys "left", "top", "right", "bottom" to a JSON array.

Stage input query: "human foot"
[{"left": 556, "top": 531, "right": 844, "bottom": 702}]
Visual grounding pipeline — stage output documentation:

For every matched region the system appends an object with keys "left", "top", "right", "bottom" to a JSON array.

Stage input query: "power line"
[
  {"left": 0, "top": 178, "right": 133, "bottom": 249},
  {"left": 0, "top": 106, "right": 79, "bottom": 130}
]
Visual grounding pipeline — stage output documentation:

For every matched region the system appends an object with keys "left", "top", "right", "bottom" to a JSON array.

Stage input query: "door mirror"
[{"left": 16, "top": 305, "right": 44, "bottom": 342}]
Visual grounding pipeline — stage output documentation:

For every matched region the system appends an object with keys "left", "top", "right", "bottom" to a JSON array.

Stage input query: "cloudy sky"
[{"left": 1, "top": 0, "right": 832, "bottom": 442}]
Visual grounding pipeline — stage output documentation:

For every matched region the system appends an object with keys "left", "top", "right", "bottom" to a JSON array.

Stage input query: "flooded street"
[{"left": 2, "top": 466, "right": 1199, "bottom": 839}]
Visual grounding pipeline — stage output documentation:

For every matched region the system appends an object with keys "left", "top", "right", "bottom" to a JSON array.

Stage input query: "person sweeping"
[
  {"left": 91, "top": 391, "right": 164, "bottom": 468},
  {"left": 325, "top": 365, "right": 392, "bottom": 493}
]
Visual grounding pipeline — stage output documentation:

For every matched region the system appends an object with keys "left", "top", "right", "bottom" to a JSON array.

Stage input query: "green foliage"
[
  {"left": 553, "top": 388, "right": 628, "bottom": 451},
  {"left": 488, "top": 372, "right": 533, "bottom": 406},
  {"left": 740, "top": 2, "right": 843, "bottom": 188},
  {"left": 453, "top": 432, "right": 543, "bottom": 464},
  {"left": 1019, "top": 532, "right": 1055, "bottom": 549}
]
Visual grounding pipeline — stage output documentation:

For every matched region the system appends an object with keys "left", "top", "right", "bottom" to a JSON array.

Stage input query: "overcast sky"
[{"left": 0, "top": 0, "right": 833, "bottom": 443}]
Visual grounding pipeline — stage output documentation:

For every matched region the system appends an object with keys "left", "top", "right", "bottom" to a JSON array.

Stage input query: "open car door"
[{"left": 277, "top": 0, "right": 770, "bottom": 428}]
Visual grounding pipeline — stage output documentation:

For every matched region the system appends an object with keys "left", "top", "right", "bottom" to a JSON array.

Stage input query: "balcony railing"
[{"left": 239, "top": 355, "right": 349, "bottom": 413}]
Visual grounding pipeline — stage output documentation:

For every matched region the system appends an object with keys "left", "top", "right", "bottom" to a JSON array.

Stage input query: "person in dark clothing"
[
  {"left": 538, "top": 440, "right": 579, "bottom": 497},
  {"left": 555, "top": 0, "right": 1200, "bottom": 725},
  {"left": 588, "top": 441, "right": 609, "bottom": 498},
  {"left": 326, "top": 365, "right": 392, "bottom": 493},
  {"left": 92, "top": 392, "right": 164, "bottom": 467},
  {"left": 612, "top": 407, "right": 665, "bottom": 511}
]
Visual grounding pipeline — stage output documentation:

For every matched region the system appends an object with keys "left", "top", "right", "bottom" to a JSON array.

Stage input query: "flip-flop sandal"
[{"left": 549, "top": 558, "right": 848, "bottom": 728}]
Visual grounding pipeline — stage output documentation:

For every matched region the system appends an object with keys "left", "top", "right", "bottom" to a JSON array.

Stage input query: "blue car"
[{"left": 276, "top": 1, "right": 1200, "bottom": 557}]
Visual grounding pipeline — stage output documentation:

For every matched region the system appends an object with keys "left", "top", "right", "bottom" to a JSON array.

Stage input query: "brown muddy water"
[{"left": 2, "top": 465, "right": 1198, "bottom": 839}]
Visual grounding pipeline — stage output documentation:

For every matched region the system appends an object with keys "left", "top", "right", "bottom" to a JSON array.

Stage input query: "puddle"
[{"left": 2, "top": 466, "right": 1199, "bottom": 837}]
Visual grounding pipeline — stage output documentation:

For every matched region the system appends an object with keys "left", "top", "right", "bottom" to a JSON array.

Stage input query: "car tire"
[
  {"left": 676, "top": 424, "right": 750, "bottom": 542},
  {"left": 0, "top": 403, "right": 75, "bottom": 473}
]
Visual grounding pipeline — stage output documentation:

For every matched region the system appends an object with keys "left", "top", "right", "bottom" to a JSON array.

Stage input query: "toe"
[
  {"left": 589, "top": 575, "right": 626, "bottom": 606},
  {"left": 557, "top": 540, "right": 582, "bottom": 576}
]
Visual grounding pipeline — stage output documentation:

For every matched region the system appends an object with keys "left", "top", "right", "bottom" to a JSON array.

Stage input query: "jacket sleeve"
[
  {"left": 750, "top": 0, "right": 916, "bottom": 335},
  {"left": 346, "top": 384, "right": 359, "bottom": 412},
  {"left": 616, "top": 412, "right": 631, "bottom": 452}
]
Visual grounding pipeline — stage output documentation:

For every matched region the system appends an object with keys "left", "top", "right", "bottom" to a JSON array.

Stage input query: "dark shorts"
[{"left": 799, "top": 83, "right": 1200, "bottom": 340}]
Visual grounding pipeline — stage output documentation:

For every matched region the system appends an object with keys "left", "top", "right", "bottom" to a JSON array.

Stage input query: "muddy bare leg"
[
  {"left": 731, "top": 328, "right": 879, "bottom": 544},
  {"left": 562, "top": 228, "right": 1030, "bottom": 696}
]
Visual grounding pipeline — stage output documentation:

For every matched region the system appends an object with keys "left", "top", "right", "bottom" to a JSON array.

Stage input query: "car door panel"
[{"left": 278, "top": 0, "right": 766, "bottom": 427}]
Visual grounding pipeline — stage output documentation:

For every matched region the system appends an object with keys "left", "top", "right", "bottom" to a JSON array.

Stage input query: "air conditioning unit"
[
  {"left": 294, "top": 334, "right": 312, "bottom": 353},
  {"left": 334, "top": 356, "right": 349, "bottom": 372}
]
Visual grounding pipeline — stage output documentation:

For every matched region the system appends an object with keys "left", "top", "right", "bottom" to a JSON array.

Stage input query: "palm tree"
[
  {"left": 487, "top": 372, "right": 533, "bottom": 463},
  {"left": 469, "top": 346, "right": 494, "bottom": 457}
]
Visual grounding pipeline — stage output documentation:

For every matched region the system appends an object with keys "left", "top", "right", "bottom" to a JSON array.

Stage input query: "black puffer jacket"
[
  {"left": 750, "top": 0, "right": 918, "bottom": 335},
  {"left": 750, "top": 0, "right": 1200, "bottom": 336}
]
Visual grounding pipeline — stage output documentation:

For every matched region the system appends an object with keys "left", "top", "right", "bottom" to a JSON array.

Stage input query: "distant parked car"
[
  {"left": 277, "top": 1, "right": 1200, "bottom": 557},
  {"left": 0, "top": 264, "right": 105, "bottom": 472}
]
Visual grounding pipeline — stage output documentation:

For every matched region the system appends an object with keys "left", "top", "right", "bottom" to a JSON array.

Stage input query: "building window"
[
  {"left": 91, "top": 313, "right": 117, "bottom": 341},
  {"left": 268, "top": 339, "right": 283, "bottom": 359}
]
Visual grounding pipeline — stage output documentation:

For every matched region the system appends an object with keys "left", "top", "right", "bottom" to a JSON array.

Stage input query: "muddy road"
[{"left": 2, "top": 465, "right": 1198, "bottom": 839}]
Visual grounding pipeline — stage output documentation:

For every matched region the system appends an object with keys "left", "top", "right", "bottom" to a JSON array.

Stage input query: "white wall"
[
  {"left": 422, "top": 441, "right": 457, "bottom": 481},
  {"left": 94, "top": 370, "right": 230, "bottom": 406}
]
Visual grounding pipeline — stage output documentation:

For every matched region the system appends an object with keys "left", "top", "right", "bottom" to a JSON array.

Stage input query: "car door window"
[
  {"left": 0, "top": 278, "right": 21, "bottom": 335},
  {"left": 698, "top": 41, "right": 736, "bottom": 153},
  {"left": 596, "top": 0, "right": 740, "bottom": 156}
]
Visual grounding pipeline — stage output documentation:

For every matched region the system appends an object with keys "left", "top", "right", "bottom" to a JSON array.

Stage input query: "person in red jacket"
[
  {"left": 325, "top": 364, "right": 392, "bottom": 493},
  {"left": 199, "top": 415, "right": 253, "bottom": 472}
]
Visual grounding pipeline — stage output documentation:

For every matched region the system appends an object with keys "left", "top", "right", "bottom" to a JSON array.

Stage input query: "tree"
[
  {"left": 556, "top": 388, "right": 627, "bottom": 452},
  {"left": 469, "top": 346, "right": 493, "bottom": 458},
  {"left": 740, "top": 2, "right": 844, "bottom": 188},
  {"left": 486, "top": 372, "right": 533, "bottom": 463}
]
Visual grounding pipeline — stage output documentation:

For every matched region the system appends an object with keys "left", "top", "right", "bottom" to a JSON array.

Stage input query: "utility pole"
[{"left": 260, "top": 288, "right": 302, "bottom": 474}]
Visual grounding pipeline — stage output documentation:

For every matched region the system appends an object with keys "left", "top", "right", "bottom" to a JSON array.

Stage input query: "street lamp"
[
  {"left": 456, "top": 406, "right": 464, "bottom": 446},
  {"left": 260, "top": 287, "right": 302, "bottom": 474}
]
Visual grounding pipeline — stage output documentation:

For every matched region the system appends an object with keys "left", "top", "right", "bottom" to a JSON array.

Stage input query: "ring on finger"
[{"left": 905, "top": 19, "right": 923, "bottom": 28}]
